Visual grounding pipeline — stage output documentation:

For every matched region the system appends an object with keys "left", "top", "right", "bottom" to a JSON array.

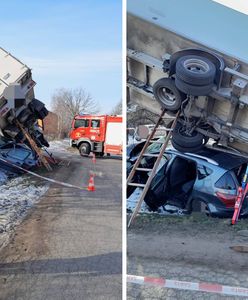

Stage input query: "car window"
[
  {"left": 91, "top": 119, "right": 100, "bottom": 128},
  {"left": 232, "top": 164, "right": 247, "bottom": 185},
  {"left": 141, "top": 153, "right": 171, "bottom": 173},
  {"left": 197, "top": 165, "right": 213, "bottom": 180},
  {"left": 74, "top": 119, "right": 89, "bottom": 128},
  {"left": 215, "top": 172, "right": 236, "bottom": 190}
]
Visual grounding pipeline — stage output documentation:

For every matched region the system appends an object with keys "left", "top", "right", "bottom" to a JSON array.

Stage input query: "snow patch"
[
  {"left": 0, "top": 175, "right": 49, "bottom": 249},
  {"left": 49, "top": 138, "right": 70, "bottom": 152}
]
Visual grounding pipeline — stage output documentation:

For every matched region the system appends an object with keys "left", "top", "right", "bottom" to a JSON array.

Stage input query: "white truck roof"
[
  {"left": 127, "top": 0, "right": 248, "bottom": 64},
  {"left": 0, "top": 47, "right": 30, "bottom": 97}
]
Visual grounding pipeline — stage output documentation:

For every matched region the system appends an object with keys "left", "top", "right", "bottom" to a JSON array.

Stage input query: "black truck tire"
[
  {"left": 29, "top": 99, "right": 49, "bottom": 120},
  {"left": 176, "top": 55, "right": 216, "bottom": 86},
  {"left": 172, "top": 124, "right": 204, "bottom": 148},
  {"left": 79, "top": 142, "right": 91, "bottom": 156},
  {"left": 153, "top": 78, "right": 186, "bottom": 111},
  {"left": 175, "top": 76, "right": 214, "bottom": 96},
  {"left": 172, "top": 140, "right": 203, "bottom": 153}
]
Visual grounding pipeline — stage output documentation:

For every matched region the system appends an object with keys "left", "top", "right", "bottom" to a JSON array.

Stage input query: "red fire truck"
[{"left": 70, "top": 114, "right": 122, "bottom": 156}]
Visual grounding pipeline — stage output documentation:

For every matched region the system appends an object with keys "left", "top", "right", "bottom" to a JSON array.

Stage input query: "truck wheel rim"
[
  {"left": 81, "top": 146, "right": 87, "bottom": 153},
  {"left": 178, "top": 127, "right": 197, "bottom": 138},
  {"left": 157, "top": 87, "right": 176, "bottom": 106},
  {"left": 183, "top": 59, "right": 209, "bottom": 74}
]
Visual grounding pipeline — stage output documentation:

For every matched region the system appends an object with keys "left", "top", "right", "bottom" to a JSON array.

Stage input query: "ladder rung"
[
  {"left": 136, "top": 168, "right": 153, "bottom": 171},
  {"left": 149, "top": 140, "right": 164, "bottom": 144},
  {"left": 128, "top": 183, "right": 146, "bottom": 187},
  {"left": 155, "top": 128, "right": 173, "bottom": 132},
  {"left": 142, "top": 153, "right": 160, "bottom": 157}
]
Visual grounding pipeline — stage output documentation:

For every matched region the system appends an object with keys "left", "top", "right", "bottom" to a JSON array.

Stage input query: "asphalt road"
[
  {"left": 0, "top": 150, "right": 122, "bottom": 300},
  {"left": 127, "top": 215, "right": 248, "bottom": 299}
]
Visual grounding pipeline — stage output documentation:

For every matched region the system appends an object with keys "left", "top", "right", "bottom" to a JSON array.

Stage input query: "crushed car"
[
  {"left": 0, "top": 137, "right": 38, "bottom": 173},
  {"left": 127, "top": 141, "right": 248, "bottom": 218}
]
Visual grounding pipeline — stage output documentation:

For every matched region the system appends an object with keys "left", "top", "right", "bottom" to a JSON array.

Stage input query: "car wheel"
[
  {"left": 153, "top": 78, "right": 186, "bottom": 111},
  {"left": 172, "top": 124, "right": 204, "bottom": 148},
  {"left": 175, "top": 76, "right": 214, "bottom": 96},
  {"left": 176, "top": 55, "right": 216, "bottom": 86},
  {"left": 79, "top": 143, "right": 91, "bottom": 156},
  {"left": 192, "top": 199, "right": 210, "bottom": 217}
]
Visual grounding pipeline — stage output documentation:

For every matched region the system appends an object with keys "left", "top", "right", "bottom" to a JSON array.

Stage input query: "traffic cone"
[
  {"left": 87, "top": 174, "right": 95, "bottom": 191},
  {"left": 92, "top": 153, "right": 96, "bottom": 164}
]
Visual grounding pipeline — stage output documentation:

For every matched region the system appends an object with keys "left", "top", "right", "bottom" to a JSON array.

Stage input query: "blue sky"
[{"left": 0, "top": 0, "right": 122, "bottom": 112}]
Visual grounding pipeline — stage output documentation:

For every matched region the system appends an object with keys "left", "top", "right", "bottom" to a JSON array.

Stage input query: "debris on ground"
[{"left": 127, "top": 187, "right": 185, "bottom": 216}]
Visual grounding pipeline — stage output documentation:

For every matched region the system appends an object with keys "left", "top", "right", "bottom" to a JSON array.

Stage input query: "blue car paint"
[{"left": 0, "top": 142, "right": 38, "bottom": 174}]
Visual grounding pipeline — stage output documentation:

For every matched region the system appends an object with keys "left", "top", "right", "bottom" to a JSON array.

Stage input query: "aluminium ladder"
[{"left": 127, "top": 109, "right": 180, "bottom": 227}]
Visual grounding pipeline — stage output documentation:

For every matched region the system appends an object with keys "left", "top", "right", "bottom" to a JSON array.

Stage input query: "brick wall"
[{"left": 43, "top": 111, "right": 59, "bottom": 139}]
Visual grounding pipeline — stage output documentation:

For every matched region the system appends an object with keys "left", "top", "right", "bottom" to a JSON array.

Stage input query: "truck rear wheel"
[
  {"left": 79, "top": 142, "right": 90, "bottom": 156},
  {"left": 153, "top": 78, "right": 186, "bottom": 111},
  {"left": 176, "top": 55, "right": 216, "bottom": 86},
  {"left": 175, "top": 76, "right": 214, "bottom": 96},
  {"left": 172, "top": 124, "right": 204, "bottom": 152},
  {"left": 172, "top": 124, "right": 204, "bottom": 148}
]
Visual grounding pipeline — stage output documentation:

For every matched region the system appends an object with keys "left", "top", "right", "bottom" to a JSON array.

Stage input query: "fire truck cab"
[{"left": 70, "top": 114, "right": 122, "bottom": 156}]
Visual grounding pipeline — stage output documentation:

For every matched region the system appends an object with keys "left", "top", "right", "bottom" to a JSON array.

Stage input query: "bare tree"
[
  {"left": 51, "top": 87, "right": 99, "bottom": 138},
  {"left": 110, "top": 100, "right": 122, "bottom": 115},
  {"left": 127, "top": 104, "right": 161, "bottom": 128}
]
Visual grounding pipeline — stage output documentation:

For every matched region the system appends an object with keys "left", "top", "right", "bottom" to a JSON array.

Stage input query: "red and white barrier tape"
[
  {"left": 127, "top": 275, "right": 248, "bottom": 297},
  {"left": 0, "top": 157, "right": 88, "bottom": 191}
]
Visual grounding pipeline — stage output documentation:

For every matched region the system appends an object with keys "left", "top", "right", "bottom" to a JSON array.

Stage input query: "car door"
[
  {"left": 144, "top": 154, "right": 173, "bottom": 210},
  {"left": 71, "top": 118, "right": 90, "bottom": 140},
  {"left": 89, "top": 118, "right": 104, "bottom": 142}
]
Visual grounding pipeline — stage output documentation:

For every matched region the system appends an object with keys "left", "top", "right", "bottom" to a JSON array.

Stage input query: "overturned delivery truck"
[
  {"left": 127, "top": 0, "right": 248, "bottom": 154},
  {"left": 0, "top": 47, "right": 49, "bottom": 149}
]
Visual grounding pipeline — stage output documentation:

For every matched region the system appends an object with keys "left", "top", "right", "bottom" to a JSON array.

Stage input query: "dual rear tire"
[
  {"left": 153, "top": 55, "right": 216, "bottom": 109},
  {"left": 174, "top": 55, "right": 216, "bottom": 96}
]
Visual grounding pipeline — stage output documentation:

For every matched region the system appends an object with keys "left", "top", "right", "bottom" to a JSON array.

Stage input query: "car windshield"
[
  {"left": 7, "top": 148, "right": 30, "bottom": 161},
  {"left": 145, "top": 136, "right": 166, "bottom": 153}
]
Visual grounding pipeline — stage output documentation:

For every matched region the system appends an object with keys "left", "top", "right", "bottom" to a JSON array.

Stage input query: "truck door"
[
  {"left": 71, "top": 118, "right": 90, "bottom": 140},
  {"left": 90, "top": 118, "right": 104, "bottom": 142}
]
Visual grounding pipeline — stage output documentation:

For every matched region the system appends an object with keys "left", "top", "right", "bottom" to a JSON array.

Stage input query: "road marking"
[{"left": 127, "top": 275, "right": 248, "bottom": 297}]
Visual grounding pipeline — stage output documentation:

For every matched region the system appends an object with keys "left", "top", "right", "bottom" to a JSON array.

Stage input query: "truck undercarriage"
[{"left": 127, "top": 14, "right": 248, "bottom": 155}]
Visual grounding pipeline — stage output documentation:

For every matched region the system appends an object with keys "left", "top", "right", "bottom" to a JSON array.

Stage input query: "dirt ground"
[
  {"left": 0, "top": 148, "right": 122, "bottom": 300},
  {"left": 127, "top": 213, "right": 248, "bottom": 299}
]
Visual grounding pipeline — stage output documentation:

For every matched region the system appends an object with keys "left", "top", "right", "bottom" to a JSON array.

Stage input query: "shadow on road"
[
  {"left": 0, "top": 252, "right": 121, "bottom": 276},
  {"left": 100, "top": 156, "right": 122, "bottom": 160}
]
